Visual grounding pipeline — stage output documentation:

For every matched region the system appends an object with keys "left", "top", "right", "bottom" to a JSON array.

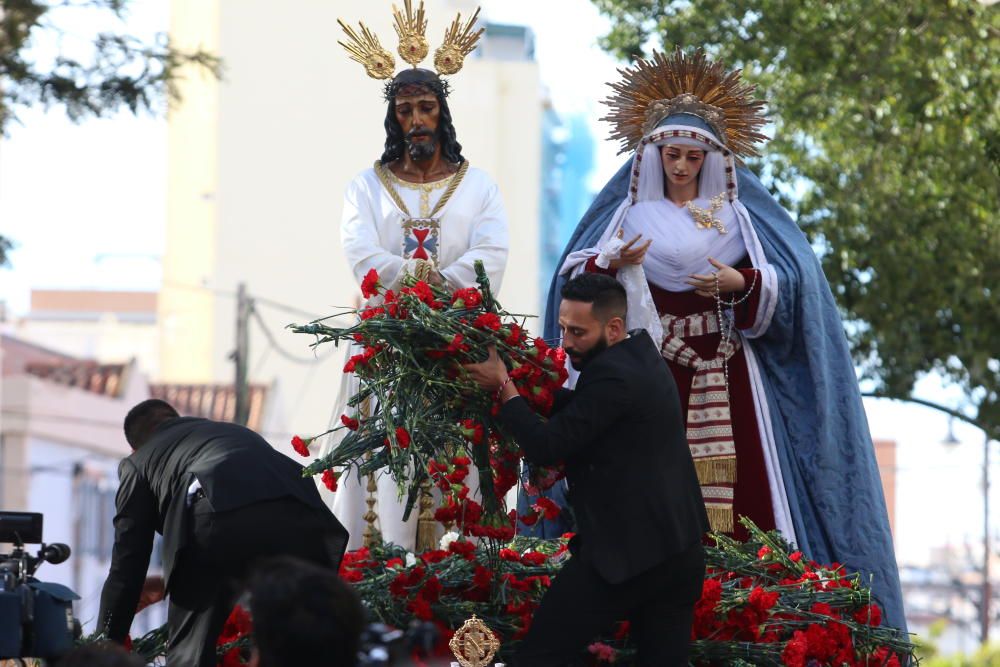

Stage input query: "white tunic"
[
  {"left": 341, "top": 165, "right": 509, "bottom": 291},
  {"left": 327, "top": 163, "right": 509, "bottom": 551}
]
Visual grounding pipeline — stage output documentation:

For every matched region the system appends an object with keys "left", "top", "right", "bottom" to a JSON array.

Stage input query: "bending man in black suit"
[
  {"left": 465, "top": 273, "right": 709, "bottom": 666},
  {"left": 98, "top": 400, "right": 349, "bottom": 667}
]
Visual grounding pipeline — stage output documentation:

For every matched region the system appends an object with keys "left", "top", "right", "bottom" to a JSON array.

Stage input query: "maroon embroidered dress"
[{"left": 586, "top": 256, "right": 776, "bottom": 540}]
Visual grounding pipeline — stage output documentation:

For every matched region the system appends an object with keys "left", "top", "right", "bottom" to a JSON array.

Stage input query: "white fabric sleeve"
[
  {"left": 732, "top": 200, "right": 779, "bottom": 339},
  {"left": 341, "top": 177, "right": 405, "bottom": 288},
  {"left": 438, "top": 181, "right": 510, "bottom": 291},
  {"left": 559, "top": 200, "right": 631, "bottom": 276}
]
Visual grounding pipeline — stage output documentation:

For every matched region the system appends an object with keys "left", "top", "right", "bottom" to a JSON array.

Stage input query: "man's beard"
[
  {"left": 405, "top": 129, "right": 438, "bottom": 162},
  {"left": 565, "top": 335, "right": 608, "bottom": 372}
]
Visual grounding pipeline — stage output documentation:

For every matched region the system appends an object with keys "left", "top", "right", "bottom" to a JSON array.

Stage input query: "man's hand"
[
  {"left": 136, "top": 575, "right": 165, "bottom": 612},
  {"left": 462, "top": 345, "right": 509, "bottom": 393}
]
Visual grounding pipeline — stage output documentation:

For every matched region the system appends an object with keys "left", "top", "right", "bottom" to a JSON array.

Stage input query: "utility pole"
[{"left": 233, "top": 282, "right": 251, "bottom": 426}]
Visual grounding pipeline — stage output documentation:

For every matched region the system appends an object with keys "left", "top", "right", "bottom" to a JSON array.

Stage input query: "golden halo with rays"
[
  {"left": 337, "top": 1, "right": 483, "bottom": 80},
  {"left": 601, "top": 47, "right": 769, "bottom": 158}
]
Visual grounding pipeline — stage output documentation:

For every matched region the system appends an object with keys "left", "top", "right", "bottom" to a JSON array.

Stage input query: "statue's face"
[
  {"left": 395, "top": 92, "right": 440, "bottom": 162},
  {"left": 660, "top": 144, "right": 705, "bottom": 190}
]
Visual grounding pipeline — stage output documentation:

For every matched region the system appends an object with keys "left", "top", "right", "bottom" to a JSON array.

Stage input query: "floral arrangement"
[
  {"left": 105, "top": 261, "right": 915, "bottom": 666},
  {"left": 119, "top": 605, "right": 251, "bottom": 666},
  {"left": 289, "top": 262, "right": 568, "bottom": 543},
  {"left": 338, "top": 519, "right": 915, "bottom": 665}
]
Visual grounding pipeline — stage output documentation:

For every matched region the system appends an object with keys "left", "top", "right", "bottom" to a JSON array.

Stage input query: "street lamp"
[
  {"left": 865, "top": 393, "right": 996, "bottom": 645},
  {"left": 981, "top": 431, "right": 991, "bottom": 645},
  {"left": 942, "top": 416, "right": 991, "bottom": 645}
]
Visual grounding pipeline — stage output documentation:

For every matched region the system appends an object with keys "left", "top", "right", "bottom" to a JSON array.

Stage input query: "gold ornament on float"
[{"left": 449, "top": 615, "right": 501, "bottom": 667}]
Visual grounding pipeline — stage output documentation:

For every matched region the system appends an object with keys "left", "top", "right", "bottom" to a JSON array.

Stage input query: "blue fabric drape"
[{"left": 537, "top": 155, "right": 907, "bottom": 633}]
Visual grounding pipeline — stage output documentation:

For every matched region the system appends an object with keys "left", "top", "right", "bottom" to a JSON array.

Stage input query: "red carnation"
[
  {"left": 499, "top": 548, "right": 520, "bottom": 562},
  {"left": 781, "top": 630, "right": 809, "bottom": 667},
  {"left": 520, "top": 551, "right": 547, "bottom": 566},
  {"left": 407, "top": 596, "right": 434, "bottom": 620},
  {"left": 473, "top": 312, "right": 502, "bottom": 331},
  {"left": 504, "top": 323, "right": 525, "bottom": 346},
  {"left": 448, "top": 540, "right": 476, "bottom": 560},
  {"left": 533, "top": 496, "right": 561, "bottom": 520},
  {"left": 340, "top": 414, "right": 360, "bottom": 430},
  {"left": 406, "top": 281, "right": 442, "bottom": 308},
  {"left": 290, "top": 435, "right": 312, "bottom": 457},
  {"left": 360, "top": 268, "right": 381, "bottom": 299},
  {"left": 451, "top": 287, "right": 482, "bottom": 308},
  {"left": 321, "top": 469, "right": 339, "bottom": 492},
  {"left": 460, "top": 419, "right": 485, "bottom": 444},
  {"left": 394, "top": 426, "right": 411, "bottom": 449},
  {"left": 853, "top": 603, "right": 882, "bottom": 626},
  {"left": 748, "top": 586, "right": 779, "bottom": 613},
  {"left": 587, "top": 642, "right": 617, "bottom": 662},
  {"left": 420, "top": 550, "right": 450, "bottom": 565},
  {"left": 446, "top": 333, "right": 470, "bottom": 354},
  {"left": 519, "top": 510, "right": 540, "bottom": 526},
  {"left": 472, "top": 565, "right": 492, "bottom": 588}
]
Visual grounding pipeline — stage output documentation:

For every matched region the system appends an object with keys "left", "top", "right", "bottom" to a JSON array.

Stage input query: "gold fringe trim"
[
  {"left": 694, "top": 457, "right": 737, "bottom": 485},
  {"left": 706, "top": 506, "right": 735, "bottom": 534}
]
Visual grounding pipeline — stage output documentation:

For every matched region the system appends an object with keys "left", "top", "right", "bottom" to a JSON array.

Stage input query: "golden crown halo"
[
  {"left": 602, "top": 47, "right": 768, "bottom": 157},
  {"left": 338, "top": 1, "right": 484, "bottom": 81}
]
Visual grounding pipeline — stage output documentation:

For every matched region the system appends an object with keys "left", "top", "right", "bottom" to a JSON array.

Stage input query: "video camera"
[
  {"left": 0, "top": 512, "right": 80, "bottom": 660},
  {"left": 358, "top": 620, "right": 440, "bottom": 666}
]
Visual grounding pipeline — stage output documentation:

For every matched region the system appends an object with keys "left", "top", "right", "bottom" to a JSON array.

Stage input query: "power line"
[
  {"left": 249, "top": 305, "right": 338, "bottom": 366},
  {"left": 162, "top": 279, "right": 348, "bottom": 324},
  {"left": 0, "top": 409, "right": 304, "bottom": 445}
]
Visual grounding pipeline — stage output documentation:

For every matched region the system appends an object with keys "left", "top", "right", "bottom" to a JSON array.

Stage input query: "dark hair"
[
  {"left": 249, "top": 556, "right": 364, "bottom": 667},
  {"left": 56, "top": 642, "right": 145, "bottom": 667},
  {"left": 380, "top": 68, "right": 464, "bottom": 164},
  {"left": 561, "top": 273, "right": 628, "bottom": 323},
  {"left": 123, "top": 399, "right": 179, "bottom": 449}
]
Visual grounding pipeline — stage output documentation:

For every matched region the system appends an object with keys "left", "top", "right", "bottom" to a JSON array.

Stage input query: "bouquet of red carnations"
[
  {"left": 337, "top": 518, "right": 916, "bottom": 666},
  {"left": 290, "top": 261, "right": 568, "bottom": 546}
]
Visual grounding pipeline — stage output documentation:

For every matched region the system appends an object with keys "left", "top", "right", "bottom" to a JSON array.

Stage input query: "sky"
[{"left": 0, "top": 0, "right": 994, "bottom": 571}]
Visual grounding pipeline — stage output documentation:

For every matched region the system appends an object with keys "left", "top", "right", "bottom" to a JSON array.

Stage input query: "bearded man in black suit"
[
  {"left": 465, "top": 272, "right": 709, "bottom": 666},
  {"left": 97, "top": 400, "right": 348, "bottom": 667}
]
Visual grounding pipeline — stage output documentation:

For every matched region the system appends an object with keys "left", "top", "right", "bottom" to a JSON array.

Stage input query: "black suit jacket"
[
  {"left": 98, "top": 417, "right": 347, "bottom": 639},
  {"left": 501, "top": 330, "right": 709, "bottom": 584}
]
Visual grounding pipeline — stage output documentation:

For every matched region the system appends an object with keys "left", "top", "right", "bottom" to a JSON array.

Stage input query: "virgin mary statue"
[{"left": 542, "top": 48, "right": 906, "bottom": 631}]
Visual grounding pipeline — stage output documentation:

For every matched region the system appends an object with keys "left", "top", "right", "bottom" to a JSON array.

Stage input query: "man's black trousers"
[
  {"left": 165, "top": 496, "right": 343, "bottom": 667},
  {"left": 514, "top": 540, "right": 705, "bottom": 667}
]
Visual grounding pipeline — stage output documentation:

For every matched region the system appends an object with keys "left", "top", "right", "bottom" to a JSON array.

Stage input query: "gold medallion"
[{"left": 449, "top": 614, "right": 501, "bottom": 667}]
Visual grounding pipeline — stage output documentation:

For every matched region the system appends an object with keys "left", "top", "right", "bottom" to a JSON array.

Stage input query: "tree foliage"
[
  {"left": 0, "top": 0, "right": 221, "bottom": 266},
  {"left": 0, "top": 0, "right": 220, "bottom": 130},
  {"left": 592, "top": 0, "right": 1000, "bottom": 438},
  {"left": 0, "top": 234, "right": 11, "bottom": 266}
]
